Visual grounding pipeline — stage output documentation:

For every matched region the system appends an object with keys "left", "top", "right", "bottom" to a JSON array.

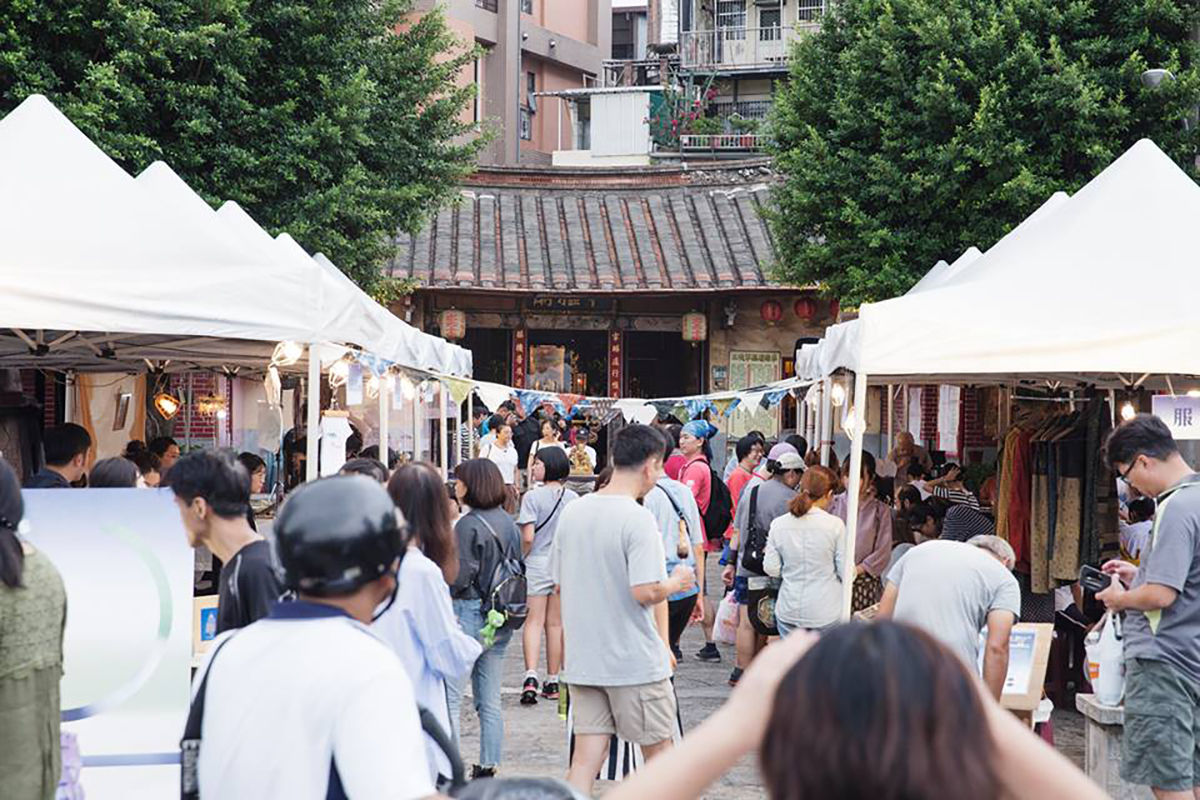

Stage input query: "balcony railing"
[
  {"left": 712, "top": 100, "right": 773, "bottom": 120},
  {"left": 680, "top": 24, "right": 817, "bottom": 71},
  {"left": 679, "top": 133, "right": 769, "bottom": 152}
]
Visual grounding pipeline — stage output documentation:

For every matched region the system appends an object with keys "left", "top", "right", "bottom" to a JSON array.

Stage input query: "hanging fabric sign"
[{"left": 1153, "top": 396, "right": 1200, "bottom": 440}]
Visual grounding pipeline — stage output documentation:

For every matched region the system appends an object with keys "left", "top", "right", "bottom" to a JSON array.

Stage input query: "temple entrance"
[
  {"left": 624, "top": 331, "right": 702, "bottom": 399},
  {"left": 526, "top": 329, "right": 608, "bottom": 396}
]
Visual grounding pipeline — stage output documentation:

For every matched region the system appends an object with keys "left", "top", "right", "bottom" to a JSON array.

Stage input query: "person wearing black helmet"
[{"left": 189, "top": 475, "right": 436, "bottom": 799}]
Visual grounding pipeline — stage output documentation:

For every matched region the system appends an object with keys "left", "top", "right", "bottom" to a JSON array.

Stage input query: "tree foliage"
[
  {"left": 0, "top": 0, "right": 483, "bottom": 290},
  {"left": 768, "top": 0, "right": 1200, "bottom": 305}
]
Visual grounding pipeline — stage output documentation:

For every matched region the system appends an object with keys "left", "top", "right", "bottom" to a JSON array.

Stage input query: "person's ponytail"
[
  {"left": 0, "top": 460, "right": 25, "bottom": 588},
  {"left": 789, "top": 465, "right": 839, "bottom": 519}
]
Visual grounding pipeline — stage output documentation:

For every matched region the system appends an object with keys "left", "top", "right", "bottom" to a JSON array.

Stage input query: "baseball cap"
[
  {"left": 775, "top": 452, "right": 805, "bottom": 471},
  {"left": 766, "top": 442, "right": 799, "bottom": 462}
]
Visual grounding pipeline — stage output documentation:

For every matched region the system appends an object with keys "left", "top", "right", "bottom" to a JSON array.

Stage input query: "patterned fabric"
[{"left": 851, "top": 573, "right": 883, "bottom": 613}]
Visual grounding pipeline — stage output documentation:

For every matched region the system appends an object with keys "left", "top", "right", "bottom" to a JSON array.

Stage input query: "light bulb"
[
  {"left": 216, "top": 408, "right": 228, "bottom": 421},
  {"left": 843, "top": 405, "right": 865, "bottom": 437},
  {"left": 1120, "top": 402, "right": 1137, "bottom": 421},
  {"left": 1188, "top": 390, "right": 1200, "bottom": 399},
  {"left": 831, "top": 383, "right": 847, "bottom": 408},
  {"left": 272, "top": 341, "right": 304, "bottom": 367},
  {"left": 400, "top": 376, "right": 416, "bottom": 401}
]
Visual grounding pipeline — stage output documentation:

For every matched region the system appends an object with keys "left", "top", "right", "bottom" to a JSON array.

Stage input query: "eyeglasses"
[{"left": 1119, "top": 455, "right": 1143, "bottom": 483}]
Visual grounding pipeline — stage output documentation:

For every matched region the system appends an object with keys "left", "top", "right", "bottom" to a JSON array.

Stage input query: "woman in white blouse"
[
  {"left": 763, "top": 465, "right": 846, "bottom": 636},
  {"left": 374, "top": 462, "right": 482, "bottom": 787}
]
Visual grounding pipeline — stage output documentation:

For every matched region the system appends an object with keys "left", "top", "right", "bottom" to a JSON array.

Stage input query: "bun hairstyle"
[{"left": 789, "top": 465, "right": 838, "bottom": 518}]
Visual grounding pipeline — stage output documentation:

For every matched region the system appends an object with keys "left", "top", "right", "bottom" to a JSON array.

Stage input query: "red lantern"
[
  {"left": 828, "top": 298, "right": 841, "bottom": 320},
  {"left": 760, "top": 300, "right": 783, "bottom": 325},
  {"left": 681, "top": 311, "right": 707, "bottom": 342},
  {"left": 793, "top": 297, "right": 817, "bottom": 321},
  {"left": 439, "top": 309, "right": 466, "bottom": 340}
]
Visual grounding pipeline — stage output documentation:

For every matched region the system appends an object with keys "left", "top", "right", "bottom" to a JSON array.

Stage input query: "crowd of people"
[{"left": 9, "top": 405, "right": 1200, "bottom": 799}]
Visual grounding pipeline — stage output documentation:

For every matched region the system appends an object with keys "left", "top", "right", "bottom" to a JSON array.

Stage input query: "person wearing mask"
[
  {"left": 0, "top": 460, "right": 68, "bottom": 800},
  {"left": 926, "top": 462, "right": 981, "bottom": 509},
  {"left": 375, "top": 462, "right": 482, "bottom": 789},
  {"left": 552, "top": 424, "right": 695, "bottom": 795},
  {"left": 831, "top": 451, "right": 893, "bottom": 613},
  {"left": 480, "top": 421, "right": 519, "bottom": 513},
  {"left": 190, "top": 476, "right": 436, "bottom": 799},
  {"left": 888, "top": 431, "right": 933, "bottom": 490},
  {"left": 448, "top": 459, "right": 524, "bottom": 779},
  {"left": 878, "top": 536, "right": 1020, "bottom": 700},
  {"left": 762, "top": 465, "right": 844, "bottom": 636},
  {"left": 516, "top": 447, "right": 578, "bottom": 705},
  {"left": 88, "top": 456, "right": 140, "bottom": 488},
  {"left": 148, "top": 436, "right": 181, "bottom": 475},
  {"left": 25, "top": 423, "right": 91, "bottom": 488},
  {"left": 166, "top": 450, "right": 282, "bottom": 632},
  {"left": 1096, "top": 414, "right": 1200, "bottom": 798},
  {"left": 603, "top": 622, "right": 1105, "bottom": 800},
  {"left": 725, "top": 448, "right": 804, "bottom": 684},
  {"left": 127, "top": 449, "right": 162, "bottom": 487},
  {"left": 643, "top": 429, "right": 706, "bottom": 661}
]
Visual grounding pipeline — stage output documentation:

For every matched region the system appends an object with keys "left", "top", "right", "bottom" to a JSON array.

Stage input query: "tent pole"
[
  {"left": 306, "top": 346, "right": 320, "bottom": 482},
  {"left": 841, "top": 369, "right": 869, "bottom": 621},
  {"left": 378, "top": 371, "right": 390, "bottom": 470},
  {"left": 886, "top": 383, "right": 894, "bottom": 457},
  {"left": 820, "top": 376, "right": 833, "bottom": 467},
  {"left": 413, "top": 382, "right": 422, "bottom": 464},
  {"left": 467, "top": 391, "right": 474, "bottom": 462},
  {"left": 63, "top": 370, "right": 75, "bottom": 423},
  {"left": 439, "top": 382, "right": 449, "bottom": 481}
]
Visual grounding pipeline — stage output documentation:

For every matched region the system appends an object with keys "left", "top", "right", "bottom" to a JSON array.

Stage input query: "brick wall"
[
  {"left": 19, "top": 369, "right": 57, "bottom": 427},
  {"left": 171, "top": 372, "right": 221, "bottom": 444},
  {"left": 961, "top": 387, "right": 990, "bottom": 449},
  {"left": 920, "top": 384, "right": 938, "bottom": 446}
]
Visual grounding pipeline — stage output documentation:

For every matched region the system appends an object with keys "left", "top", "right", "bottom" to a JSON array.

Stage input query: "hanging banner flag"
[
  {"left": 346, "top": 363, "right": 364, "bottom": 406},
  {"left": 445, "top": 377, "right": 474, "bottom": 408},
  {"left": 557, "top": 393, "right": 584, "bottom": 415},
  {"left": 711, "top": 397, "right": 737, "bottom": 417},
  {"left": 476, "top": 383, "right": 513, "bottom": 414},
  {"left": 1153, "top": 396, "right": 1200, "bottom": 440}
]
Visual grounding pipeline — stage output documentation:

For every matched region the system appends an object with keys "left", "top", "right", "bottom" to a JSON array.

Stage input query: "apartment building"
[{"left": 413, "top": 0, "right": 612, "bottom": 165}]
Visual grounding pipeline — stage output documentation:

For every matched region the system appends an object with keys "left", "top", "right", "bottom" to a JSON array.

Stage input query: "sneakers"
[
  {"left": 728, "top": 667, "right": 744, "bottom": 687},
  {"left": 695, "top": 643, "right": 721, "bottom": 662},
  {"left": 541, "top": 680, "right": 560, "bottom": 701},
  {"left": 470, "top": 765, "right": 496, "bottom": 780},
  {"left": 671, "top": 644, "right": 683, "bottom": 661},
  {"left": 520, "top": 676, "right": 539, "bottom": 705}
]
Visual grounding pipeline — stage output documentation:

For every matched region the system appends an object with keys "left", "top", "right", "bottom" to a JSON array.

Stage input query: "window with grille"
[
  {"left": 474, "top": 0, "right": 497, "bottom": 11},
  {"left": 521, "top": 0, "right": 533, "bottom": 14},
  {"left": 759, "top": 7, "right": 781, "bottom": 40},
  {"left": 520, "top": 107, "right": 532, "bottom": 140},
  {"left": 717, "top": 1, "right": 746, "bottom": 40},
  {"left": 797, "top": 0, "right": 825, "bottom": 23}
]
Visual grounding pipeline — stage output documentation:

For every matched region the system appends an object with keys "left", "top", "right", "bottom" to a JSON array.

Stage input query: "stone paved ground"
[{"left": 457, "top": 558, "right": 1087, "bottom": 798}]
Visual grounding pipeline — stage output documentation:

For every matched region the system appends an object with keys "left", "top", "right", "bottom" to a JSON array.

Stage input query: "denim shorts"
[{"left": 1122, "top": 657, "right": 1200, "bottom": 791}]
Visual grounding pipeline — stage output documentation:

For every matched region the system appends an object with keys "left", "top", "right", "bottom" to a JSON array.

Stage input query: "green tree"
[
  {"left": 768, "top": 0, "right": 1200, "bottom": 305},
  {"left": 0, "top": 0, "right": 482, "bottom": 290}
]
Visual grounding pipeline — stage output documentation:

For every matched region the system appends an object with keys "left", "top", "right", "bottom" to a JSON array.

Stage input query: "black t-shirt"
[{"left": 216, "top": 539, "right": 282, "bottom": 634}]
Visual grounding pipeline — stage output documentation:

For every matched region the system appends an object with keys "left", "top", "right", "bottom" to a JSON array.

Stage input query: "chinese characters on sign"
[
  {"left": 526, "top": 296, "right": 615, "bottom": 313},
  {"left": 1152, "top": 396, "right": 1200, "bottom": 441}
]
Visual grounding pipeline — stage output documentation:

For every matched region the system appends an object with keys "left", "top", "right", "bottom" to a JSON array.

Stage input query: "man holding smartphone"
[{"left": 1097, "top": 414, "right": 1200, "bottom": 800}]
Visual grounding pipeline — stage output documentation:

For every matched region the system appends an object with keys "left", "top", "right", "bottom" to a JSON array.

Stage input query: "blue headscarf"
[{"left": 681, "top": 420, "right": 714, "bottom": 440}]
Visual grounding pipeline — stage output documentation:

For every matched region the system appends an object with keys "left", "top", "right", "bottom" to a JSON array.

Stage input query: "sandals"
[{"left": 520, "top": 676, "right": 539, "bottom": 705}]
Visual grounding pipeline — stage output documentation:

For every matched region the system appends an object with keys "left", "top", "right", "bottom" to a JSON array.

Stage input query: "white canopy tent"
[{"left": 798, "top": 139, "right": 1200, "bottom": 618}]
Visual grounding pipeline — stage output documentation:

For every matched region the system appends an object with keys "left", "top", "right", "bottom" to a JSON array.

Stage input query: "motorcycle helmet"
[{"left": 275, "top": 475, "right": 407, "bottom": 596}]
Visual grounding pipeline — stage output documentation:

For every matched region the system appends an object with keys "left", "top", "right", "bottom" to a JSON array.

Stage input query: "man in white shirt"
[{"left": 190, "top": 475, "right": 437, "bottom": 800}]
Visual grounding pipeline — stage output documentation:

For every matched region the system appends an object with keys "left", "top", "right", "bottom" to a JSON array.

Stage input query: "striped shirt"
[
  {"left": 932, "top": 485, "right": 980, "bottom": 510},
  {"left": 940, "top": 505, "right": 995, "bottom": 543}
]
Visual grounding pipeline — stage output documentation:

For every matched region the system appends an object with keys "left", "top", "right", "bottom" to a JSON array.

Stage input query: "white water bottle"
[{"left": 1085, "top": 611, "right": 1125, "bottom": 706}]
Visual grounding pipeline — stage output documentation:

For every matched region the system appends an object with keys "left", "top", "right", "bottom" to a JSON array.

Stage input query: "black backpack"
[
  {"left": 739, "top": 485, "right": 769, "bottom": 575},
  {"left": 702, "top": 466, "right": 734, "bottom": 543},
  {"left": 474, "top": 514, "right": 528, "bottom": 632}
]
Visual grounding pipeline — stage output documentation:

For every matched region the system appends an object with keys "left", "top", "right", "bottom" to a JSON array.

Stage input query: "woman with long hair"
[
  {"left": 373, "top": 462, "right": 481, "bottom": 788},
  {"left": 527, "top": 417, "right": 566, "bottom": 487},
  {"left": 604, "top": 622, "right": 1105, "bottom": 800},
  {"left": 762, "top": 465, "right": 845, "bottom": 636},
  {"left": 0, "top": 459, "right": 68, "bottom": 800},
  {"left": 516, "top": 447, "right": 577, "bottom": 705},
  {"left": 447, "top": 458, "right": 525, "bottom": 778},
  {"left": 830, "top": 451, "right": 893, "bottom": 612}
]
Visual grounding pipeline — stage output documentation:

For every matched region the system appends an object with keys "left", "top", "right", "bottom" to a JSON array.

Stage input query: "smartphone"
[{"left": 1079, "top": 564, "right": 1110, "bottom": 594}]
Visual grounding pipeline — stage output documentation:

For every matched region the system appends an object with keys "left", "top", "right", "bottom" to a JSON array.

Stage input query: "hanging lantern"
[
  {"left": 681, "top": 311, "right": 708, "bottom": 342},
  {"left": 793, "top": 297, "right": 817, "bottom": 321},
  {"left": 153, "top": 392, "right": 182, "bottom": 420},
  {"left": 760, "top": 300, "right": 784, "bottom": 325},
  {"left": 828, "top": 298, "right": 841, "bottom": 320},
  {"left": 439, "top": 308, "right": 467, "bottom": 340}
]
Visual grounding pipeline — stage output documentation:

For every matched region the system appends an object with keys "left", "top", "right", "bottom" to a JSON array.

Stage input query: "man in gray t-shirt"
[
  {"left": 879, "top": 537, "right": 1020, "bottom": 699},
  {"left": 551, "top": 424, "right": 694, "bottom": 795},
  {"left": 1097, "top": 414, "right": 1200, "bottom": 794}
]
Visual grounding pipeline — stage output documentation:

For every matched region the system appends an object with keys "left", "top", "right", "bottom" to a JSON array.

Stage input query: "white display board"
[
  {"left": 1152, "top": 395, "right": 1200, "bottom": 441},
  {"left": 22, "top": 488, "right": 194, "bottom": 799}
]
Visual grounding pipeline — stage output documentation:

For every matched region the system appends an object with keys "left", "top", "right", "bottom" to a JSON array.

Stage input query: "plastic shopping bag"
[
  {"left": 714, "top": 592, "right": 739, "bottom": 646},
  {"left": 1085, "top": 611, "right": 1125, "bottom": 706}
]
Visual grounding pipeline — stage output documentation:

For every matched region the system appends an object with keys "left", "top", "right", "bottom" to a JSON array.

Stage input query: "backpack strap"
[
  {"left": 656, "top": 484, "right": 692, "bottom": 543},
  {"left": 180, "top": 633, "right": 239, "bottom": 799},
  {"left": 470, "top": 511, "right": 510, "bottom": 598},
  {"left": 1141, "top": 479, "right": 1200, "bottom": 635}
]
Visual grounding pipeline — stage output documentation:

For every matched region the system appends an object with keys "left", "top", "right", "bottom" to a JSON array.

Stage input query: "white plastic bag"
[
  {"left": 714, "top": 592, "right": 739, "bottom": 646},
  {"left": 1086, "top": 611, "right": 1125, "bottom": 706}
]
